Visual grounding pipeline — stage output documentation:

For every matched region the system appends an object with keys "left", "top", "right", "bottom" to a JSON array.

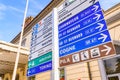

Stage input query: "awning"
[{"left": 0, "top": 41, "right": 29, "bottom": 75}]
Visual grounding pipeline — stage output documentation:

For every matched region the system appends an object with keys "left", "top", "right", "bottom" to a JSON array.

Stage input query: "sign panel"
[
  {"left": 59, "top": 30, "right": 111, "bottom": 57},
  {"left": 27, "top": 61, "right": 52, "bottom": 76},
  {"left": 29, "top": 12, "right": 53, "bottom": 60},
  {"left": 58, "top": 0, "right": 115, "bottom": 66},
  {"left": 60, "top": 42, "right": 115, "bottom": 66},
  {"left": 27, "top": 12, "right": 53, "bottom": 76},
  {"left": 28, "top": 51, "right": 52, "bottom": 69},
  {"left": 58, "top": 0, "right": 98, "bottom": 24}
]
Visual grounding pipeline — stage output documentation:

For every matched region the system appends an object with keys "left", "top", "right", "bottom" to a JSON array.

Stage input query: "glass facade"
[{"left": 104, "top": 57, "right": 120, "bottom": 75}]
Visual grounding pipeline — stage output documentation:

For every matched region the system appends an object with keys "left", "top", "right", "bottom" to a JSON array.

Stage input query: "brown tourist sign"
[{"left": 60, "top": 42, "right": 115, "bottom": 67}]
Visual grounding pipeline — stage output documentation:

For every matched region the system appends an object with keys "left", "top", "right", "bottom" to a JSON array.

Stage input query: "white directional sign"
[
  {"left": 58, "top": 0, "right": 98, "bottom": 24},
  {"left": 29, "top": 12, "right": 53, "bottom": 60},
  {"left": 27, "top": 12, "right": 53, "bottom": 76}
]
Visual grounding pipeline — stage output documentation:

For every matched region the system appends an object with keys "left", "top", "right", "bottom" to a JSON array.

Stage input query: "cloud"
[
  {"left": 27, "top": 9, "right": 38, "bottom": 16},
  {"left": 0, "top": 3, "right": 6, "bottom": 20},
  {"left": 0, "top": 3, "right": 6, "bottom": 10},
  {"left": 29, "top": 0, "right": 44, "bottom": 10},
  {"left": 27, "top": 0, "right": 50, "bottom": 16},
  {"left": 8, "top": 6, "right": 24, "bottom": 13},
  {"left": 0, "top": 3, "right": 24, "bottom": 20},
  {"left": 0, "top": 12, "right": 3, "bottom": 20}
]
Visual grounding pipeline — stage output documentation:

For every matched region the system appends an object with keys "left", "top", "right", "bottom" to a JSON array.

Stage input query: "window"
[
  {"left": 60, "top": 68, "right": 65, "bottom": 80},
  {"left": 5, "top": 78, "right": 8, "bottom": 80},
  {"left": 21, "top": 38, "right": 26, "bottom": 47},
  {"left": 15, "top": 74, "right": 19, "bottom": 80},
  {"left": 104, "top": 56, "right": 120, "bottom": 75},
  {"left": 28, "top": 76, "right": 35, "bottom": 80}
]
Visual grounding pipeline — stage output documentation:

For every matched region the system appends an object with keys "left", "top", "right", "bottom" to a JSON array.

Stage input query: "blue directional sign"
[
  {"left": 59, "top": 30, "right": 111, "bottom": 57},
  {"left": 58, "top": 2, "right": 101, "bottom": 31},
  {"left": 27, "top": 61, "right": 52, "bottom": 76},
  {"left": 59, "top": 10, "right": 105, "bottom": 39},
  {"left": 59, "top": 20, "right": 107, "bottom": 47},
  {"left": 58, "top": 1, "right": 112, "bottom": 57}
]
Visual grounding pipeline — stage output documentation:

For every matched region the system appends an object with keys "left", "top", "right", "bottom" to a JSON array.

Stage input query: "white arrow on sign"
[
  {"left": 27, "top": 71, "right": 31, "bottom": 75},
  {"left": 92, "top": 5, "right": 99, "bottom": 11},
  {"left": 101, "top": 45, "right": 111, "bottom": 55},
  {"left": 98, "top": 33, "right": 107, "bottom": 42},
  {"left": 95, "top": 23, "right": 104, "bottom": 31},
  {"left": 93, "top": 14, "right": 101, "bottom": 21},
  {"left": 28, "top": 63, "right": 31, "bottom": 67}
]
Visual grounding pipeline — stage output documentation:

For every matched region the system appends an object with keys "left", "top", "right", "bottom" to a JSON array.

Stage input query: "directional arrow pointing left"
[
  {"left": 28, "top": 63, "right": 31, "bottom": 67},
  {"left": 27, "top": 70, "right": 31, "bottom": 75},
  {"left": 98, "top": 33, "right": 107, "bottom": 42},
  {"left": 101, "top": 45, "right": 112, "bottom": 55},
  {"left": 32, "top": 62, "right": 35, "bottom": 66}
]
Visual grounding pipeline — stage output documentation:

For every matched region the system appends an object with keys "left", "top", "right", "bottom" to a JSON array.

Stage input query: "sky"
[
  {"left": 0, "top": 0, "right": 51, "bottom": 42},
  {"left": 0, "top": 0, "right": 120, "bottom": 42}
]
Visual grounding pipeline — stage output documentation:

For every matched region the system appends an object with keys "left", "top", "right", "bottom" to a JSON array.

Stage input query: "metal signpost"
[
  {"left": 27, "top": 12, "right": 53, "bottom": 76},
  {"left": 58, "top": 0, "right": 115, "bottom": 67}
]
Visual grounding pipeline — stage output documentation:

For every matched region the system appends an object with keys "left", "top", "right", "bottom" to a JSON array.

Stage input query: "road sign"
[
  {"left": 58, "top": 0, "right": 98, "bottom": 24},
  {"left": 59, "top": 30, "right": 111, "bottom": 57},
  {"left": 27, "top": 61, "right": 52, "bottom": 76},
  {"left": 27, "top": 12, "right": 53, "bottom": 76},
  {"left": 59, "top": 20, "right": 107, "bottom": 47},
  {"left": 28, "top": 51, "right": 52, "bottom": 69},
  {"left": 58, "top": 0, "right": 115, "bottom": 66},
  {"left": 58, "top": 1, "right": 101, "bottom": 31},
  {"left": 59, "top": 42, "right": 115, "bottom": 66},
  {"left": 29, "top": 12, "right": 53, "bottom": 61}
]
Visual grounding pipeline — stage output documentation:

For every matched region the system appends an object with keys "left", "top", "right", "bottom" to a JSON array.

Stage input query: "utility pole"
[{"left": 12, "top": 0, "right": 29, "bottom": 80}]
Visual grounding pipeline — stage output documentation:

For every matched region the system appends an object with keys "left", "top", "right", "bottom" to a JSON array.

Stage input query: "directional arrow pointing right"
[
  {"left": 98, "top": 33, "right": 107, "bottom": 42},
  {"left": 92, "top": 5, "right": 99, "bottom": 11},
  {"left": 93, "top": 14, "right": 101, "bottom": 21},
  {"left": 95, "top": 23, "right": 104, "bottom": 31},
  {"left": 101, "top": 45, "right": 112, "bottom": 55}
]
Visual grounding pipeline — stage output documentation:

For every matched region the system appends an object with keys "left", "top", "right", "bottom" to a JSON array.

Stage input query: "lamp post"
[{"left": 12, "top": 0, "right": 29, "bottom": 80}]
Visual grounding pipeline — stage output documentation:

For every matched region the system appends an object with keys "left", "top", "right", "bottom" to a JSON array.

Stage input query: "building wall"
[
  {"left": 108, "top": 19, "right": 120, "bottom": 42},
  {"left": 89, "top": 60, "right": 102, "bottom": 80},
  {"left": 35, "top": 71, "right": 51, "bottom": 80},
  {"left": 21, "top": 30, "right": 32, "bottom": 49},
  {"left": 65, "top": 63, "right": 90, "bottom": 80},
  {"left": 3, "top": 73, "right": 11, "bottom": 80}
]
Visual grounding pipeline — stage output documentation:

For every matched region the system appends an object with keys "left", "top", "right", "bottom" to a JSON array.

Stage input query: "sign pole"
[
  {"left": 12, "top": 0, "right": 29, "bottom": 80},
  {"left": 52, "top": 8, "right": 59, "bottom": 80}
]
